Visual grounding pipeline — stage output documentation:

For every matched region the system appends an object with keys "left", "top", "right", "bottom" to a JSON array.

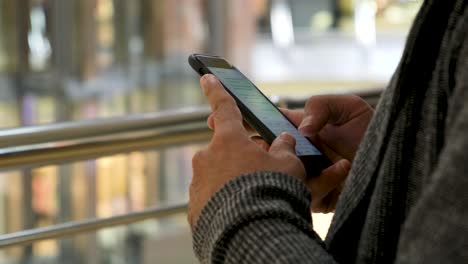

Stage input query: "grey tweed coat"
[{"left": 192, "top": 0, "right": 468, "bottom": 263}]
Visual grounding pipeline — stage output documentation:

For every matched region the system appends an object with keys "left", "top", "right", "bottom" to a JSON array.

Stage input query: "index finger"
[
  {"left": 280, "top": 108, "right": 304, "bottom": 126},
  {"left": 200, "top": 74, "right": 246, "bottom": 134}
]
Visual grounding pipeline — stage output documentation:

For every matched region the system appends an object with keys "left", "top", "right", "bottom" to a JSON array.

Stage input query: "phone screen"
[{"left": 208, "top": 67, "right": 321, "bottom": 156}]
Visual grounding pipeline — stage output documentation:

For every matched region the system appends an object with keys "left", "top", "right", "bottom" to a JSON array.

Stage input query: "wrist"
[{"left": 192, "top": 171, "right": 312, "bottom": 261}]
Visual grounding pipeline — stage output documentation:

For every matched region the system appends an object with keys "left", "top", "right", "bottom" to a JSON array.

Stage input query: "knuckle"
[
  {"left": 275, "top": 150, "right": 299, "bottom": 164},
  {"left": 285, "top": 134, "right": 296, "bottom": 145},
  {"left": 201, "top": 75, "right": 218, "bottom": 90},
  {"left": 207, "top": 114, "right": 215, "bottom": 129},
  {"left": 216, "top": 121, "right": 239, "bottom": 136},
  {"left": 211, "top": 129, "right": 247, "bottom": 150},
  {"left": 215, "top": 96, "right": 236, "bottom": 111},
  {"left": 187, "top": 203, "right": 197, "bottom": 227},
  {"left": 304, "top": 96, "right": 317, "bottom": 110},
  {"left": 348, "top": 94, "right": 364, "bottom": 103},
  {"left": 212, "top": 104, "right": 241, "bottom": 123},
  {"left": 251, "top": 136, "right": 266, "bottom": 145},
  {"left": 187, "top": 212, "right": 193, "bottom": 227},
  {"left": 209, "top": 135, "right": 225, "bottom": 150},
  {"left": 192, "top": 150, "right": 206, "bottom": 167},
  {"left": 288, "top": 153, "right": 302, "bottom": 164},
  {"left": 220, "top": 94, "right": 236, "bottom": 105},
  {"left": 277, "top": 137, "right": 295, "bottom": 151},
  {"left": 220, "top": 126, "right": 240, "bottom": 139}
]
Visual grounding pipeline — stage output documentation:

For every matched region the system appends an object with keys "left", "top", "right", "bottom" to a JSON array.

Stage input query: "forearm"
[{"left": 192, "top": 172, "right": 338, "bottom": 264}]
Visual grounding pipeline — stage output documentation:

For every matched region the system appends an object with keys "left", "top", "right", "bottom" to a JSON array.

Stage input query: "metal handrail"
[
  {"left": 0, "top": 107, "right": 212, "bottom": 171},
  {"left": 0, "top": 107, "right": 211, "bottom": 149},
  {"left": 0, "top": 203, "right": 188, "bottom": 248},
  {"left": 0, "top": 123, "right": 212, "bottom": 171},
  {"left": 0, "top": 89, "right": 382, "bottom": 171}
]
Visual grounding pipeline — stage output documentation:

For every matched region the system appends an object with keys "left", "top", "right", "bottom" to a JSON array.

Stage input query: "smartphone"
[{"left": 189, "top": 54, "right": 331, "bottom": 175}]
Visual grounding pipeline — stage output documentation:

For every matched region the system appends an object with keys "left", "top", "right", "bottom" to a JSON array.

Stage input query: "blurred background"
[{"left": 0, "top": 0, "right": 421, "bottom": 263}]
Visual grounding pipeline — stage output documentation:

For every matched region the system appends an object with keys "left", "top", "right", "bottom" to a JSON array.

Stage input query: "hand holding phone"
[{"left": 189, "top": 54, "right": 331, "bottom": 175}]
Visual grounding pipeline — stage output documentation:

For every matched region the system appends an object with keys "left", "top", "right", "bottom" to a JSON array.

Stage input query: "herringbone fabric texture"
[{"left": 192, "top": 1, "right": 468, "bottom": 263}]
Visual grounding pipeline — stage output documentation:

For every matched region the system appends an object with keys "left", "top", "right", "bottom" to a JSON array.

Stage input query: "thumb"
[
  {"left": 306, "top": 158, "right": 351, "bottom": 200},
  {"left": 298, "top": 96, "right": 335, "bottom": 136},
  {"left": 269, "top": 133, "right": 296, "bottom": 156},
  {"left": 298, "top": 95, "right": 371, "bottom": 137}
]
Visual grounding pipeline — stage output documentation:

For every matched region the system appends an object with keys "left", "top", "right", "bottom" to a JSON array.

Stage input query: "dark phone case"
[{"left": 188, "top": 54, "right": 331, "bottom": 175}]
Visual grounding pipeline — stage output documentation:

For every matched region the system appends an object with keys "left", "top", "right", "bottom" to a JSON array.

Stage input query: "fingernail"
[
  {"left": 279, "top": 132, "right": 294, "bottom": 143},
  {"left": 299, "top": 116, "right": 313, "bottom": 128},
  {"left": 201, "top": 75, "right": 216, "bottom": 95},
  {"left": 201, "top": 76, "right": 210, "bottom": 94},
  {"left": 205, "top": 74, "right": 216, "bottom": 84},
  {"left": 339, "top": 159, "right": 352, "bottom": 173},
  {"left": 298, "top": 116, "right": 315, "bottom": 133}
]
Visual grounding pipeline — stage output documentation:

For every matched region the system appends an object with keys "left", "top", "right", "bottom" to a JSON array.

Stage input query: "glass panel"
[
  {"left": 0, "top": 0, "right": 422, "bottom": 129},
  {"left": 252, "top": 0, "right": 423, "bottom": 97},
  {"left": 0, "top": 144, "right": 202, "bottom": 232},
  {"left": 0, "top": 214, "right": 196, "bottom": 264},
  {"left": 0, "top": 0, "right": 208, "bottom": 129}
]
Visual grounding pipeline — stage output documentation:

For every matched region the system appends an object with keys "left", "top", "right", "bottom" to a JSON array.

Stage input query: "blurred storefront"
[{"left": 0, "top": 0, "right": 421, "bottom": 263}]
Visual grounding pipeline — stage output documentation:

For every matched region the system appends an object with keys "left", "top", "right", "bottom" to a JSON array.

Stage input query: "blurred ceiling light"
[
  {"left": 311, "top": 11, "right": 333, "bottom": 32},
  {"left": 354, "top": 0, "right": 377, "bottom": 47},
  {"left": 384, "top": 5, "right": 406, "bottom": 24},
  {"left": 270, "top": 0, "right": 295, "bottom": 49},
  {"left": 97, "top": 0, "right": 114, "bottom": 21},
  {"left": 28, "top": 6, "right": 52, "bottom": 71}
]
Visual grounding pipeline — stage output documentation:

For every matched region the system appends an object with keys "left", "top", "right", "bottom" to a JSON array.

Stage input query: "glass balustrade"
[{"left": 0, "top": 214, "right": 195, "bottom": 264}]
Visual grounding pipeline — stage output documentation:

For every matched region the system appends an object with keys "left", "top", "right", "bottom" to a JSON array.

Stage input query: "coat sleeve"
[
  {"left": 395, "top": 23, "right": 468, "bottom": 263},
  {"left": 191, "top": 172, "right": 339, "bottom": 264}
]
